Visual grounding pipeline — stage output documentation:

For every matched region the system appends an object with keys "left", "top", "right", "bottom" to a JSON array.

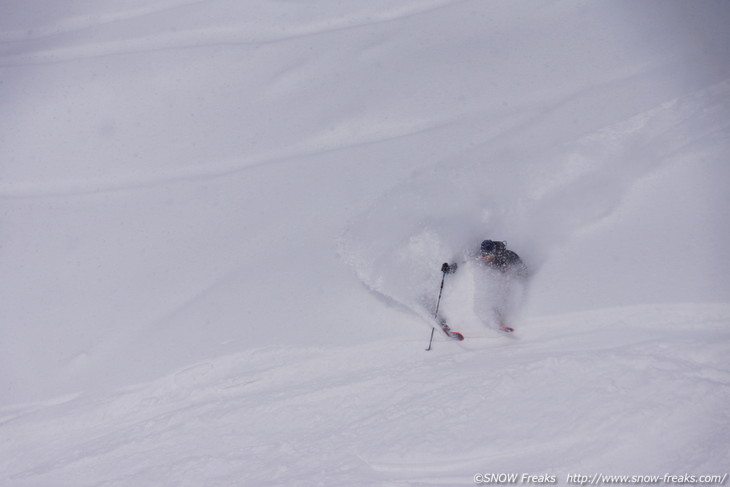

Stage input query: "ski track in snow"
[
  {"left": 0, "top": 0, "right": 463, "bottom": 66},
  {"left": 1, "top": 304, "right": 728, "bottom": 485},
  {"left": 0, "top": 116, "right": 456, "bottom": 199},
  {"left": 2, "top": 76, "right": 727, "bottom": 201},
  {"left": 0, "top": 1, "right": 210, "bottom": 42}
]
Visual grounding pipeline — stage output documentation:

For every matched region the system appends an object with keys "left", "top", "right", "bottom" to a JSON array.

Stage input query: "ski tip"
[
  {"left": 499, "top": 326, "right": 515, "bottom": 333},
  {"left": 454, "top": 332, "right": 465, "bottom": 341}
]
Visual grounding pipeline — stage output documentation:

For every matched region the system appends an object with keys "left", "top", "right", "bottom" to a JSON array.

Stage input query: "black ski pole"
[
  {"left": 425, "top": 327, "right": 435, "bottom": 351},
  {"left": 426, "top": 267, "right": 448, "bottom": 351}
]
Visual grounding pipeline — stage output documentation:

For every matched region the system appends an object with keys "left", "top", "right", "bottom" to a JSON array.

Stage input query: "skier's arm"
[{"left": 506, "top": 251, "right": 529, "bottom": 278}]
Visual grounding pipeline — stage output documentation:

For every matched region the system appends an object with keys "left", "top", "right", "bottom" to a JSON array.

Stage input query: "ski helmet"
[{"left": 481, "top": 240, "right": 505, "bottom": 255}]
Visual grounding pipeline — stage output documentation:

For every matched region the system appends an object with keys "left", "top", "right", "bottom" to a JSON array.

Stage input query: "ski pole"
[
  {"left": 426, "top": 328, "right": 435, "bottom": 351},
  {"left": 434, "top": 267, "right": 447, "bottom": 318},
  {"left": 426, "top": 267, "right": 448, "bottom": 351}
]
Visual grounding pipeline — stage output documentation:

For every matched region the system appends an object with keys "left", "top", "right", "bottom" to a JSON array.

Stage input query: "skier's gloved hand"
[{"left": 441, "top": 262, "right": 458, "bottom": 274}]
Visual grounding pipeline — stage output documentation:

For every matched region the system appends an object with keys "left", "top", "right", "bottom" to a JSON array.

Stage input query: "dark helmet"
[{"left": 480, "top": 239, "right": 505, "bottom": 255}]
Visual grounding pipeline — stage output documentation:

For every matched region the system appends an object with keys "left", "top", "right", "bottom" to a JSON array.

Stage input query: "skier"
[
  {"left": 475, "top": 239, "right": 528, "bottom": 278},
  {"left": 441, "top": 240, "right": 528, "bottom": 332}
]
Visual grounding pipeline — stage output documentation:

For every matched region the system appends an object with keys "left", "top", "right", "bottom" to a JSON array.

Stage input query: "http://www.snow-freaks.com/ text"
[{"left": 473, "top": 473, "right": 728, "bottom": 485}]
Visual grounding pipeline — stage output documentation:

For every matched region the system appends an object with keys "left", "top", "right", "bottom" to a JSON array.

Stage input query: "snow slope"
[
  {"left": 2, "top": 304, "right": 729, "bottom": 486},
  {"left": 1, "top": 0, "right": 729, "bottom": 485}
]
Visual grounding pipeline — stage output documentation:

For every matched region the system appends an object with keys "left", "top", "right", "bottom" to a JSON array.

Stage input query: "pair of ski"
[
  {"left": 425, "top": 318, "right": 513, "bottom": 351},
  {"left": 436, "top": 318, "right": 514, "bottom": 342}
]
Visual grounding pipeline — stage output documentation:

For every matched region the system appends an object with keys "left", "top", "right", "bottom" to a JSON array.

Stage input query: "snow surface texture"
[{"left": 1, "top": 0, "right": 729, "bottom": 485}]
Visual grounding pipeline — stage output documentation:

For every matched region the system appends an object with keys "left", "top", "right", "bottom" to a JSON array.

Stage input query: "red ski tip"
[
  {"left": 454, "top": 333, "right": 465, "bottom": 341},
  {"left": 499, "top": 326, "right": 514, "bottom": 333}
]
